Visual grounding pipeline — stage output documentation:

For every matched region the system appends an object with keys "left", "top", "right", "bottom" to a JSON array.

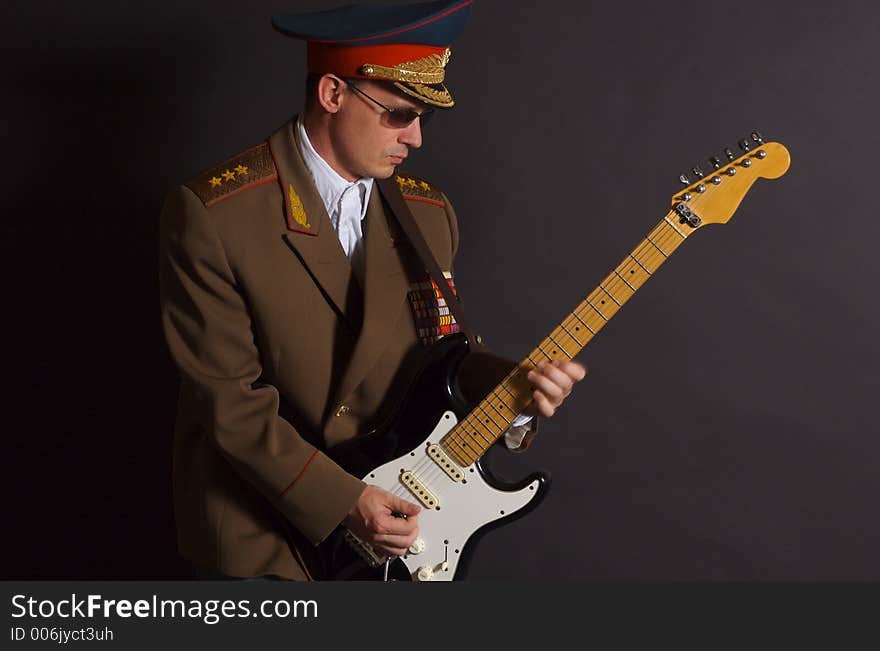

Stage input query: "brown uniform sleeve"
[{"left": 158, "top": 185, "right": 365, "bottom": 545}]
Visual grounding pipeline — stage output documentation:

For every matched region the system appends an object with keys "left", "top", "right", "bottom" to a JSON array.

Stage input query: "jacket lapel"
[
  {"left": 333, "top": 188, "right": 411, "bottom": 406},
  {"left": 268, "top": 118, "right": 363, "bottom": 328}
]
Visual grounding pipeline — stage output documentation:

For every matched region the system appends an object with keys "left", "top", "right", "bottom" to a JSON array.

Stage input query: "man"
[{"left": 158, "top": 0, "right": 585, "bottom": 580}]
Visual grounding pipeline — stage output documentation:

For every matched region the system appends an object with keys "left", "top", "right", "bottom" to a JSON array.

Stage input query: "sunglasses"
[{"left": 345, "top": 79, "right": 434, "bottom": 128}]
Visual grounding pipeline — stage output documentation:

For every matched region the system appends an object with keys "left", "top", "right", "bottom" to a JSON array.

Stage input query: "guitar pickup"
[
  {"left": 399, "top": 471, "right": 439, "bottom": 509},
  {"left": 427, "top": 444, "right": 464, "bottom": 482}
]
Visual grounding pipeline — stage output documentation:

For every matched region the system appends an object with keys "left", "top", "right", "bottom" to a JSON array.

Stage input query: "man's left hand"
[{"left": 525, "top": 359, "right": 587, "bottom": 418}]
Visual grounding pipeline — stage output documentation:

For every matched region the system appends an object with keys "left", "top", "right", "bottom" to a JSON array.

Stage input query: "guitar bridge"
[{"left": 344, "top": 530, "right": 385, "bottom": 568}]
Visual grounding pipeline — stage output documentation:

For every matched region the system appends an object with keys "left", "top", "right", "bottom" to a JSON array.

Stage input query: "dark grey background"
[{"left": 4, "top": 0, "right": 878, "bottom": 580}]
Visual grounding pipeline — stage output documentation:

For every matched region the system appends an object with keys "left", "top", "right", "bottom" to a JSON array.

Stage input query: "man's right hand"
[{"left": 343, "top": 485, "right": 421, "bottom": 557}]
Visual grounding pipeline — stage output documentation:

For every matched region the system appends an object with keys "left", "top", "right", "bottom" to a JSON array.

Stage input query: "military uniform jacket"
[{"left": 159, "top": 117, "right": 507, "bottom": 580}]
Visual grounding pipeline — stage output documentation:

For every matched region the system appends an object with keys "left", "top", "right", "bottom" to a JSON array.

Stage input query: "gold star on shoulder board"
[
  {"left": 234, "top": 164, "right": 248, "bottom": 176},
  {"left": 209, "top": 176, "right": 222, "bottom": 188},
  {"left": 395, "top": 175, "right": 406, "bottom": 186},
  {"left": 406, "top": 178, "right": 417, "bottom": 188},
  {"left": 222, "top": 169, "right": 236, "bottom": 182},
  {"left": 420, "top": 181, "right": 430, "bottom": 190}
]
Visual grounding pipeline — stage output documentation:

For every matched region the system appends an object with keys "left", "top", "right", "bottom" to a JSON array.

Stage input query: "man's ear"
[{"left": 316, "top": 74, "right": 345, "bottom": 114}]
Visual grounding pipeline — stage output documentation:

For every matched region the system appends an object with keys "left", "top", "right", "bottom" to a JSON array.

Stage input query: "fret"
[
  {"left": 579, "top": 300, "right": 606, "bottom": 325},
  {"left": 482, "top": 395, "right": 513, "bottom": 424},
  {"left": 526, "top": 354, "right": 544, "bottom": 367},
  {"left": 443, "top": 435, "right": 475, "bottom": 466},
  {"left": 585, "top": 297, "right": 608, "bottom": 320},
  {"left": 602, "top": 271, "right": 635, "bottom": 305},
  {"left": 617, "top": 257, "right": 650, "bottom": 289},
  {"left": 632, "top": 242, "right": 662, "bottom": 273},
  {"left": 460, "top": 437, "right": 482, "bottom": 460},
  {"left": 646, "top": 236, "right": 668, "bottom": 257},
  {"left": 597, "top": 285, "right": 622, "bottom": 307},
  {"left": 473, "top": 405, "right": 505, "bottom": 436},
  {"left": 540, "top": 337, "right": 574, "bottom": 360},
  {"left": 560, "top": 321, "right": 584, "bottom": 346},
  {"left": 485, "top": 393, "right": 520, "bottom": 422},
  {"left": 552, "top": 331, "right": 579, "bottom": 356},
  {"left": 589, "top": 288, "right": 621, "bottom": 317},
  {"left": 446, "top": 211, "right": 697, "bottom": 457},
  {"left": 653, "top": 221, "right": 688, "bottom": 254},
  {"left": 495, "top": 379, "right": 516, "bottom": 401},
  {"left": 466, "top": 420, "right": 495, "bottom": 447},
  {"left": 663, "top": 214, "right": 688, "bottom": 238},
  {"left": 570, "top": 310, "right": 597, "bottom": 335},
  {"left": 629, "top": 252, "right": 652, "bottom": 276}
]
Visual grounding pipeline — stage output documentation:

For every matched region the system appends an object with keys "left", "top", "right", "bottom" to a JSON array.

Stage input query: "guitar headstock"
[{"left": 670, "top": 132, "right": 791, "bottom": 227}]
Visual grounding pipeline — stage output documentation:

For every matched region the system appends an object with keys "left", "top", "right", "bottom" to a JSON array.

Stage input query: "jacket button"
[{"left": 335, "top": 405, "right": 352, "bottom": 417}]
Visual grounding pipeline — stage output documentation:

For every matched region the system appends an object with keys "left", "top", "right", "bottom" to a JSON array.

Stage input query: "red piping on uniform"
[
  {"left": 403, "top": 196, "right": 444, "bottom": 208},
  {"left": 312, "top": 0, "right": 474, "bottom": 44},
  {"left": 205, "top": 176, "right": 278, "bottom": 208},
  {"left": 278, "top": 450, "right": 320, "bottom": 499}
]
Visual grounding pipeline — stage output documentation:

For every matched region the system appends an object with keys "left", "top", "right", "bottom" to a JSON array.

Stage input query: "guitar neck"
[{"left": 442, "top": 209, "right": 698, "bottom": 466}]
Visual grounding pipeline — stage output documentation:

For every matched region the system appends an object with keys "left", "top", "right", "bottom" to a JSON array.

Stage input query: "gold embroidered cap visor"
[
  {"left": 357, "top": 46, "right": 454, "bottom": 108},
  {"left": 271, "top": 0, "right": 474, "bottom": 109}
]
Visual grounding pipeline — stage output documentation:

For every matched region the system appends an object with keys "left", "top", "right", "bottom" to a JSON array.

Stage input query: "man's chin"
[{"left": 374, "top": 165, "right": 397, "bottom": 180}]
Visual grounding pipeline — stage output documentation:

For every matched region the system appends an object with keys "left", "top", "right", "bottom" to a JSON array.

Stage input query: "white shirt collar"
[{"left": 296, "top": 116, "right": 374, "bottom": 225}]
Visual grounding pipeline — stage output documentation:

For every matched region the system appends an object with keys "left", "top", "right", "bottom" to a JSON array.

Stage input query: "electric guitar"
[{"left": 314, "top": 133, "right": 791, "bottom": 580}]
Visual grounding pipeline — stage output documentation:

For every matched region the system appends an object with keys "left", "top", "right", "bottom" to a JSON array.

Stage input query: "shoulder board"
[
  {"left": 394, "top": 173, "right": 444, "bottom": 207},
  {"left": 185, "top": 142, "right": 277, "bottom": 208}
]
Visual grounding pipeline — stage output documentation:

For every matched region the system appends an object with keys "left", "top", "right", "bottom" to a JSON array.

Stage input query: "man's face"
[{"left": 329, "top": 79, "right": 426, "bottom": 180}]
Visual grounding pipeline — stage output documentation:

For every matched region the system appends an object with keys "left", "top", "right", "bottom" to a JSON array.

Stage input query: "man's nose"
[{"left": 399, "top": 118, "right": 422, "bottom": 149}]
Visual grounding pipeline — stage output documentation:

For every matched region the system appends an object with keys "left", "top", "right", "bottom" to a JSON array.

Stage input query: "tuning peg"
[
  {"left": 679, "top": 173, "right": 690, "bottom": 185},
  {"left": 750, "top": 130, "right": 764, "bottom": 145},
  {"left": 691, "top": 165, "right": 705, "bottom": 179},
  {"left": 738, "top": 139, "right": 751, "bottom": 152},
  {"left": 709, "top": 156, "right": 722, "bottom": 169},
  {"left": 724, "top": 147, "right": 736, "bottom": 161}
]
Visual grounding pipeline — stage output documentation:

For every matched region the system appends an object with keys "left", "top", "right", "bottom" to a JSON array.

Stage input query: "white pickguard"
[{"left": 360, "top": 411, "right": 541, "bottom": 581}]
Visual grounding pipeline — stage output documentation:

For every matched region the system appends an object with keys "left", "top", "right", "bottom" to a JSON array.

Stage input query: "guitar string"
[
  {"left": 383, "top": 214, "right": 690, "bottom": 523},
  {"left": 442, "top": 215, "right": 686, "bottom": 460},
  {"left": 436, "top": 219, "right": 673, "bottom": 464}
]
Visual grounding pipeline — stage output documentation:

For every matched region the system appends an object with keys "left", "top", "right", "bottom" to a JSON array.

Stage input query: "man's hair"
[
  {"left": 303, "top": 72, "right": 322, "bottom": 113},
  {"left": 303, "top": 74, "right": 425, "bottom": 114}
]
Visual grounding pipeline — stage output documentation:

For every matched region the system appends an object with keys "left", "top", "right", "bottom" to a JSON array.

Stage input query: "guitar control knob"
[
  {"left": 415, "top": 565, "right": 434, "bottom": 581},
  {"left": 409, "top": 538, "right": 426, "bottom": 554}
]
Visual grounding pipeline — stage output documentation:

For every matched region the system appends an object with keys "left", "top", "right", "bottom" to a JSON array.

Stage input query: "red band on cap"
[{"left": 307, "top": 43, "right": 447, "bottom": 78}]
